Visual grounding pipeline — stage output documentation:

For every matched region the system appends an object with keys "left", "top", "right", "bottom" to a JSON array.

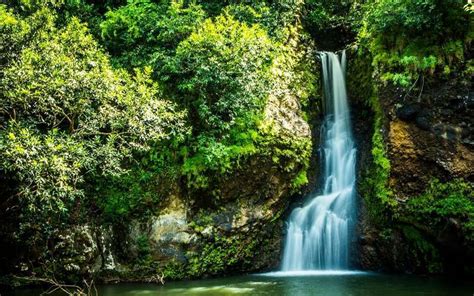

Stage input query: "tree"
[
  {"left": 100, "top": 0, "right": 206, "bottom": 71},
  {"left": 163, "top": 14, "right": 275, "bottom": 137},
  {"left": 0, "top": 7, "right": 188, "bottom": 228}
]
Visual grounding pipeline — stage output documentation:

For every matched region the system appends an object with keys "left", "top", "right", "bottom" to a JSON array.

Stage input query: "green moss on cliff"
[
  {"left": 355, "top": 47, "right": 473, "bottom": 273},
  {"left": 363, "top": 95, "right": 396, "bottom": 224},
  {"left": 391, "top": 179, "right": 473, "bottom": 273},
  {"left": 401, "top": 225, "right": 442, "bottom": 273},
  {"left": 160, "top": 227, "right": 279, "bottom": 280},
  {"left": 404, "top": 179, "right": 474, "bottom": 243},
  {"left": 360, "top": 0, "right": 471, "bottom": 88},
  {"left": 350, "top": 50, "right": 395, "bottom": 225}
]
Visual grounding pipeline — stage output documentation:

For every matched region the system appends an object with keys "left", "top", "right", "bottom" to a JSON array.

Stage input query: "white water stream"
[{"left": 282, "top": 51, "right": 356, "bottom": 271}]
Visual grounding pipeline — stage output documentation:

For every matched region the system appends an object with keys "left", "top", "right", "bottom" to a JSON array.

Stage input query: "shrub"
[{"left": 361, "top": 0, "right": 471, "bottom": 87}]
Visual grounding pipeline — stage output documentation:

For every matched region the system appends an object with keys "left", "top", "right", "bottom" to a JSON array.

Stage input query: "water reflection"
[{"left": 14, "top": 274, "right": 474, "bottom": 296}]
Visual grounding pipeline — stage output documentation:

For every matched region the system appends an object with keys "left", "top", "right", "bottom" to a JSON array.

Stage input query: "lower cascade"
[{"left": 282, "top": 51, "right": 356, "bottom": 271}]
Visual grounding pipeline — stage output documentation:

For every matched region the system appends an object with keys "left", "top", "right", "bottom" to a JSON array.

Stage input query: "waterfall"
[{"left": 281, "top": 51, "right": 356, "bottom": 271}]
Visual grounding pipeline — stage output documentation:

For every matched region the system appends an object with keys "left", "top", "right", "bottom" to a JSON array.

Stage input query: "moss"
[
  {"left": 292, "top": 169, "right": 308, "bottom": 189},
  {"left": 183, "top": 234, "right": 259, "bottom": 278},
  {"left": 351, "top": 49, "right": 396, "bottom": 225},
  {"left": 181, "top": 116, "right": 261, "bottom": 190},
  {"left": 403, "top": 179, "right": 474, "bottom": 244},
  {"left": 187, "top": 237, "right": 241, "bottom": 276},
  {"left": 162, "top": 261, "right": 187, "bottom": 280},
  {"left": 182, "top": 115, "right": 312, "bottom": 192},
  {"left": 160, "top": 222, "right": 280, "bottom": 280},
  {"left": 188, "top": 211, "right": 214, "bottom": 233},
  {"left": 365, "top": 103, "right": 396, "bottom": 219},
  {"left": 401, "top": 225, "right": 443, "bottom": 273},
  {"left": 260, "top": 117, "right": 312, "bottom": 188}
]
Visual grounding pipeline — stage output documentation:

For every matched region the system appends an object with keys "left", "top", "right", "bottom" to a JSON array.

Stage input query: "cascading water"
[{"left": 281, "top": 51, "right": 356, "bottom": 271}]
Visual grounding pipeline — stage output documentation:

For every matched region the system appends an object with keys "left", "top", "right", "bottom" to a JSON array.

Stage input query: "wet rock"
[
  {"left": 387, "top": 120, "right": 473, "bottom": 198},
  {"left": 432, "top": 124, "right": 462, "bottom": 141},
  {"left": 147, "top": 212, "right": 193, "bottom": 262},
  {"left": 414, "top": 109, "right": 432, "bottom": 131},
  {"left": 440, "top": 108, "right": 452, "bottom": 116},
  {"left": 213, "top": 212, "right": 234, "bottom": 232},
  {"left": 449, "top": 98, "right": 467, "bottom": 112},
  {"left": 467, "top": 93, "right": 474, "bottom": 108},
  {"left": 52, "top": 225, "right": 102, "bottom": 275},
  {"left": 396, "top": 103, "right": 422, "bottom": 121}
]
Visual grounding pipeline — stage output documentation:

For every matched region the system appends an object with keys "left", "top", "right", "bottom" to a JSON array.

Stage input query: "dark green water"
[{"left": 12, "top": 272, "right": 474, "bottom": 296}]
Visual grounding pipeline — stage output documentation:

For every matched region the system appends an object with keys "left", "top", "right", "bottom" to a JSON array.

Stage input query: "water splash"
[{"left": 281, "top": 51, "right": 356, "bottom": 271}]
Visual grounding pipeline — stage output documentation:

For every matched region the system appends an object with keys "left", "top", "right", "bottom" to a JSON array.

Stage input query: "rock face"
[
  {"left": 13, "top": 78, "right": 313, "bottom": 283},
  {"left": 265, "top": 90, "right": 312, "bottom": 139},
  {"left": 99, "top": 84, "right": 312, "bottom": 280},
  {"left": 388, "top": 119, "right": 473, "bottom": 198},
  {"left": 344, "top": 48, "right": 473, "bottom": 274},
  {"left": 352, "top": 70, "right": 474, "bottom": 273},
  {"left": 387, "top": 80, "right": 474, "bottom": 198},
  {"left": 52, "top": 225, "right": 117, "bottom": 275}
]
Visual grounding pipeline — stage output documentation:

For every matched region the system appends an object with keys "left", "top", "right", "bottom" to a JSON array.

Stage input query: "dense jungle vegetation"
[{"left": 0, "top": 0, "right": 472, "bottom": 288}]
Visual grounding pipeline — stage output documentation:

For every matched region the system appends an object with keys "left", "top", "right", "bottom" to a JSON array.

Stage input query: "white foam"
[
  {"left": 259, "top": 270, "right": 369, "bottom": 277},
  {"left": 167, "top": 286, "right": 254, "bottom": 294}
]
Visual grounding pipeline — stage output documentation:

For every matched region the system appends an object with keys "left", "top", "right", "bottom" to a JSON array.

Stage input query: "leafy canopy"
[
  {"left": 164, "top": 14, "right": 275, "bottom": 136},
  {"left": 100, "top": 0, "right": 206, "bottom": 71},
  {"left": 0, "top": 6, "right": 187, "bottom": 222}
]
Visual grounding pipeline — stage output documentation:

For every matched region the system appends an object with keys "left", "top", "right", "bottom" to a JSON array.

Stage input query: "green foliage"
[
  {"left": 95, "top": 168, "right": 159, "bottom": 220},
  {"left": 364, "top": 0, "right": 468, "bottom": 41},
  {"left": 99, "top": 0, "right": 315, "bottom": 194},
  {"left": 136, "top": 235, "right": 152, "bottom": 263},
  {"left": 303, "top": 0, "right": 362, "bottom": 44},
  {"left": 404, "top": 179, "right": 474, "bottom": 242},
  {"left": 1, "top": 0, "right": 314, "bottom": 232},
  {"left": 162, "top": 261, "right": 187, "bottom": 280},
  {"left": 0, "top": 4, "right": 54, "bottom": 68},
  {"left": 181, "top": 121, "right": 260, "bottom": 189},
  {"left": 162, "top": 13, "right": 300, "bottom": 190},
  {"left": 258, "top": 122, "right": 312, "bottom": 189},
  {"left": 0, "top": 125, "right": 87, "bottom": 214},
  {"left": 401, "top": 225, "right": 443, "bottom": 273},
  {"left": 187, "top": 234, "right": 258, "bottom": 277},
  {"left": 222, "top": 4, "right": 269, "bottom": 25},
  {"left": 101, "top": 0, "right": 206, "bottom": 70},
  {"left": 359, "top": 83, "right": 396, "bottom": 224},
  {"left": 292, "top": 170, "right": 308, "bottom": 189},
  {"left": 362, "top": 112, "right": 395, "bottom": 223},
  {"left": 164, "top": 14, "right": 274, "bottom": 136},
  {"left": 193, "top": 0, "right": 305, "bottom": 40},
  {"left": 7, "top": 0, "right": 64, "bottom": 13},
  {"left": 1, "top": 0, "right": 316, "bottom": 280},
  {"left": 360, "top": 0, "right": 471, "bottom": 87},
  {"left": 181, "top": 117, "right": 312, "bottom": 191},
  {"left": 95, "top": 114, "right": 188, "bottom": 220},
  {"left": 0, "top": 8, "right": 187, "bottom": 228}
]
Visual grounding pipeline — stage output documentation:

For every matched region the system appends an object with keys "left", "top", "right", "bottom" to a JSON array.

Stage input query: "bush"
[
  {"left": 404, "top": 179, "right": 474, "bottom": 242},
  {"left": 361, "top": 0, "right": 471, "bottom": 87}
]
